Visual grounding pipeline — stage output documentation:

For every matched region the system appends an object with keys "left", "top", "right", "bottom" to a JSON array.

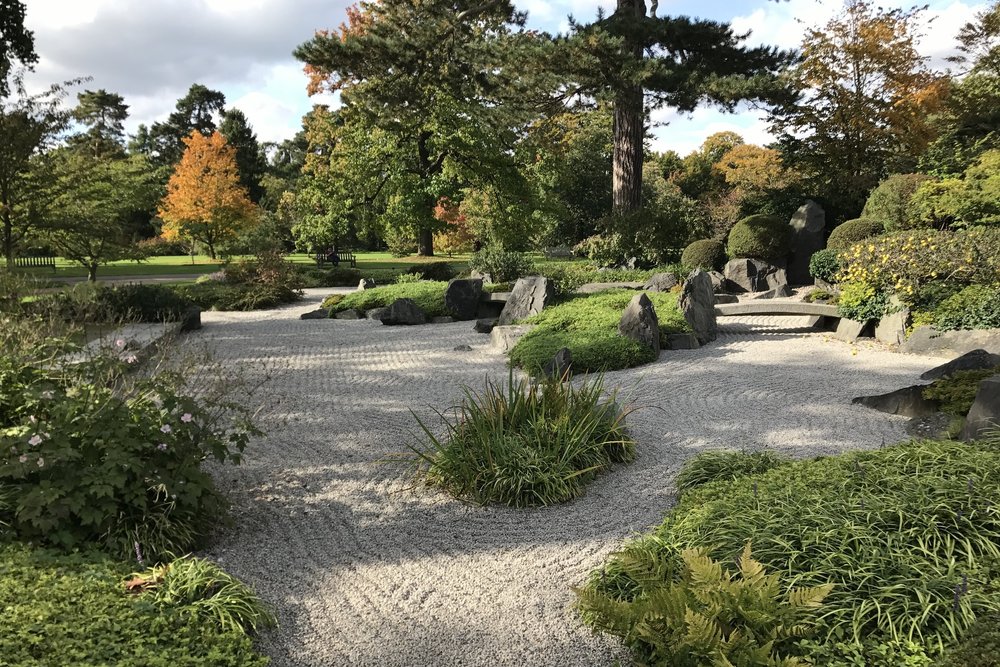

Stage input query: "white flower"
[
  {"left": 160, "top": 424, "right": 172, "bottom": 434},
  {"left": 157, "top": 443, "right": 168, "bottom": 452},
  {"left": 18, "top": 455, "right": 27, "bottom": 463},
  {"left": 180, "top": 413, "right": 193, "bottom": 423},
  {"left": 41, "top": 390, "right": 54, "bottom": 399},
  {"left": 28, "top": 435, "right": 42, "bottom": 447},
  {"left": 115, "top": 338, "right": 126, "bottom": 349},
  {"left": 125, "top": 354, "right": 138, "bottom": 364},
  {"left": 36, "top": 457, "right": 44, "bottom": 467}
]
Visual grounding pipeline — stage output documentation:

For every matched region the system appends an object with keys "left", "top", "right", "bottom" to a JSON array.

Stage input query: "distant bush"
[
  {"left": 862, "top": 173, "right": 933, "bottom": 232},
  {"left": 572, "top": 234, "right": 624, "bottom": 267},
  {"left": 327, "top": 281, "right": 451, "bottom": 317},
  {"left": 135, "top": 237, "right": 190, "bottom": 257},
  {"left": 41, "top": 283, "right": 195, "bottom": 323},
  {"left": 808, "top": 248, "right": 841, "bottom": 283},
  {"left": 725, "top": 215, "right": 790, "bottom": 262},
  {"left": 407, "top": 261, "right": 455, "bottom": 282},
  {"left": 298, "top": 266, "right": 362, "bottom": 288},
  {"left": 826, "top": 217, "right": 885, "bottom": 251},
  {"left": 934, "top": 284, "right": 1000, "bottom": 331},
  {"left": 469, "top": 246, "right": 535, "bottom": 283},
  {"left": 680, "top": 239, "right": 725, "bottom": 271},
  {"left": 174, "top": 250, "right": 304, "bottom": 311}
]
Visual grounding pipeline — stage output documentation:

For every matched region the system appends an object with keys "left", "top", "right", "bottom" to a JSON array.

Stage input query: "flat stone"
[
  {"left": 366, "top": 307, "right": 389, "bottom": 321},
  {"left": 665, "top": 333, "right": 700, "bottom": 350},
  {"left": 543, "top": 347, "right": 573, "bottom": 378},
  {"left": 573, "top": 282, "right": 643, "bottom": 295},
  {"left": 714, "top": 294, "right": 739, "bottom": 304},
  {"left": 747, "top": 285, "right": 793, "bottom": 300},
  {"left": 642, "top": 273, "right": 678, "bottom": 292},
  {"left": 444, "top": 278, "right": 483, "bottom": 321},
  {"left": 300, "top": 308, "right": 329, "bottom": 320},
  {"left": 680, "top": 269, "right": 718, "bottom": 345},
  {"left": 431, "top": 316, "right": 455, "bottom": 324},
  {"left": 335, "top": 309, "right": 361, "bottom": 320},
  {"left": 453, "top": 344, "right": 473, "bottom": 352},
  {"left": 498, "top": 277, "right": 554, "bottom": 326},
  {"left": 963, "top": 374, "right": 1000, "bottom": 441},
  {"left": 380, "top": 298, "right": 427, "bottom": 326},
  {"left": 900, "top": 326, "right": 1000, "bottom": 359},
  {"left": 618, "top": 293, "right": 660, "bottom": 359},
  {"left": 473, "top": 318, "right": 497, "bottom": 334},
  {"left": 715, "top": 301, "right": 839, "bottom": 317},
  {"left": 723, "top": 258, "right": 789, "bottom": 293},
  {"left": 921, "top": 349, "right": 1000, "bottom": 380},
  {"left": 490, "top": 324, "right": 536, "bottom": 352},
  {"left": 833, "top": 318, "right": 867, "bottom": 343},
  {"left": 852, "top": 384, "right": 938, "bottom": 418}
]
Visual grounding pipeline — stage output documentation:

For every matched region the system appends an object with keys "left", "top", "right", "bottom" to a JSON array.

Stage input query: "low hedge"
[
  {"left": 509, "top": 290, "right": 690, "bottom": 374},
  {"left": 935, "top": 284, "right": 1000, "bottom": 331},
  {"left": 325, "top": 281, "right": 451, "bottom": 317}
]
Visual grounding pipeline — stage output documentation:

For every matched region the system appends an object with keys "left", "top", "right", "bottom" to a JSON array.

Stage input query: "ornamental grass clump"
[{"left": 409, "top": 372, "right": 634, "bottom": 507}]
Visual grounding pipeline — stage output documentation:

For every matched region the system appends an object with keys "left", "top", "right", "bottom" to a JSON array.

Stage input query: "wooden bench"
[
  {"left": 314, "top": 249, "right": 357, "bottom": 269},
  {"left": 13, "top": 256, "right": 57, "bottom": 272}
]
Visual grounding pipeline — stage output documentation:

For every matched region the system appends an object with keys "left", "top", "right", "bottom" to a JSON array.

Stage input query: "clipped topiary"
[
  {"left": 680, "top": 239, "right": 725, "bottom": 271},
  {"left": 827, "top": 218, "right": 885, "bottom": 251},
  {"left": 725, "top": 214, "right": 790, "bottom": 262},
  {"left": 808, "top": 248, "right": 841, "bottom": 283},
  {"left": 862, "top": 173, "right": 932, "bottom": 232}
]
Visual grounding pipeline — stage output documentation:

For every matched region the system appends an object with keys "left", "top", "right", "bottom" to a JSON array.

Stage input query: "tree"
[
  {"left": 769, "top": 0, "right": 947, "bottom": 219},
  {"left": 158, "top": 131, "right": 257, "bottom": 259},
  {"left": 0, "top": 71, "right": 74, "bottom": 267},
  {"left": 0, "top": 0, "right": 35, "bottom": 97},
  {"left": 220, "top": 108, "right": 266, "bottom": 204},
  {"left": 294, "top": 0, "right": 538, "bottom": 256},
  {"left": 69, "top": 89, "right": 128, "bottom": 158},
  {"left": 133, "top": 84, "right": 226, "bottom": 166},
  {"left": 562, "top": 3, "right": 793, "bottom": 215},
  {"left": 951, "top": 1, "right": 1000, "bottom": 76}
]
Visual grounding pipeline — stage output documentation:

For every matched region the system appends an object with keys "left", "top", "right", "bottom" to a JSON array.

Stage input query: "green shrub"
[
  {"left": 407, "top": 261, "right": 455, "bottom": 282},
  {"left": 320, "top": 293, "right": 345, "bottom": 310},
  {"left": 726, "top": 215, "right": 790, "bottom": 262},
  {"left": 862, "top": 173, "right": 933, "bottom": 232},
  {"left": 327, "top": 281, "right": 451, "bottom": 317},
  {"left": 509, "top": 290, "right": 690, "bottom": 374},
  {"left": 674, "top": 450, "right": 789, "bottom": 495},
  {"left": 804, "top": 289, "right": 837, "bottom": 304},
  {"left": 827, "top": 218, "right": 885, "bottom": 251},
  {"left": 923, "top": 367, "right": 1000, "bottom": 416},
  {"left": 573, "top": 234, "right": 625, "bottom": 267},
  {"left": 0, "top": 353, "right": 256, "bottom": 560},
  {"left": 808, "top": 248, "right": 841, "bottom": 283},
  {"left": 173, "top": 282, "right": 300, "bottom": 311},
  {"left": 935, "top": 284, "right": 1000, "bottom": 331},
  {"left": 585, "top": 440, "right": 1000, "bottom": 659},
  {"left": 35, "top": 283, "right": 196, "bottom": 324},
  {"left": 0, "top": 544, "right": 268, "bottom": 666},
  {"left": 408, "top": 372, "right": 634, "bottom": 507},
  {"left": 681, "top": 239, "right": 725, "bottom": 271},
  {"left": 394, "top": 272, "right": 424, "bottom": 284},
  {"left": 938, "top": 614, "right": 1000, "bottom": 667},
  {"left": 538, "top": 263, "right": 654, "bottom": 296},
  {"left": 128, "top": 554, "right": 276, "bottom": 635},
  {"left": 837, "top": 281, "right": 890, "bottom": 322},
  {"left": 468, "top": 246, "right": 535, "bottom": 282},
  {"left": 578, "top": 543, "right": 831, "bottom": 666},
  {"left": 297, "top": 266, "right": 362, "bottom": 288}
]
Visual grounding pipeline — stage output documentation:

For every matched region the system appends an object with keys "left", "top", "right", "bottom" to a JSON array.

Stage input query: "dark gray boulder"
[
  {"left": 618, "top": 293, "right": 660, "bottom": 359},
  {"left": 963, "top": 374, "right": 1000, "bottom": 441},
  {"left": 445, "top": 278, "right": 483, "bottom": 321},
  {"left": 788, "top": 200, "right": 826, "bottom": 284},
  {"left": 498, "top": 276, "right": 554, "bottom": 326},
  {"left": 643, "top": 272, "right": 678, "bottom": 292},
  {"left": 335, "top": 309, "right": 361, "bottom": 320},
  {"left": 300, "top": 308, "right": 329, "bottom": 320},
  {"left": 474, "top": 318, "right": 498, "bottom": 334},
  {"left": 724, "top": 258, "right": 789, "bottom": 294},
  {"left": 708, "top": 271, "right": 726, "bottom": 293},
  {"left": 380, "top": 298, "right": 427, "bottom": 325},
  {"left": 921, "top": 349, "right": 1000, "bottom": 380},
  {"left": 680, "top": 269, "right": 718, "bottom": 345},
  {"left": 181, "top": 306, "right": 202, "bottom": 331},
  {"left": 852, "top": 385, "right": 939, "bottom": 418},
  {"left": 543, "top": 347, "right": 573, "bottom": 378}
]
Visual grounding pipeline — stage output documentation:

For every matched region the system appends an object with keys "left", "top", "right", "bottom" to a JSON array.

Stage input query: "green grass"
[
  {"left": 0, "top": 543, "right": 269, "bottom": 666},
  {"left": 509, "top": 290, "right": 690, "bottom": 374},
  {"left": 325, "top": 281, "right": 452, "bottom": 317}
]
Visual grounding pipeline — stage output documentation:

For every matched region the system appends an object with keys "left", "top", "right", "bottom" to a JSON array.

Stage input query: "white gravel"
[{"left": 193, "top": 289, "right": 939, "bottom": 667}]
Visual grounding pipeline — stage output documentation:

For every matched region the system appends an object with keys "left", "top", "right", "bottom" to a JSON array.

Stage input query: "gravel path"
[{"left": 194, "top": 289, "right": 938, "bottom": 667}]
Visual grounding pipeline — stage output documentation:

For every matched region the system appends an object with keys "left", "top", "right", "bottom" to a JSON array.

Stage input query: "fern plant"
[{"left": 577, "top": 542, "right": 832, "bottom": 667}]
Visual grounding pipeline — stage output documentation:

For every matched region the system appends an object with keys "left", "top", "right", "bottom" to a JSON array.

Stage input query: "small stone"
[
  {"left": 431, "top": 316, "right": 455, "bottom": 324},
  {"left": 335, "top": 309, "right": 361, "bottom": 320},
  {"left": 300, "top": 308, "right": 330, "bottom": 320},
  {"left": 543, "top": 347, "right": 573, "bottom": 378},
  {"left": 714, "top": 294, "right": 739, "bottom": 304},
  {"left": 618, "top": 293, "right": 660, "bottom": 359},
  {"left": 474, "top": 318, "right": 497, "bottom": 334},
  {"left": 453, "top": 344, "right": 473, "bottom": 352}
]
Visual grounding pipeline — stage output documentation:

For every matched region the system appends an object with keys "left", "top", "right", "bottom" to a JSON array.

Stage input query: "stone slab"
[
  {"left": 900, "top": 326, "right": 1000, "bottom": 359},
  {"left": 490, "top": 324, "right": 536, "bottom": 352}
]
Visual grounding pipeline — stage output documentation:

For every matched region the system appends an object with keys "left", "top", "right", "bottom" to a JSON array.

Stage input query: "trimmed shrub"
[
  {"left": 326, "top": 281, "right": 451, "bottom": 317},
  {"left": 680, "top": 239, "right": 725, "bottom": 271},
  {"left": 508, "top": 290, "right": 690, "bottom": 375},
  {"left": 935, "top": 284, "right": 1000, "bottom": 331},
  {"left": 808, "top": 248, "right": 840, "bottom": 283},
  {"left": 583, "top": 439, "right": 1000, "bottom": 662},
  {"left": 827, "top": 217, "right": 885, "bottom": 251},
  {"left": 0, "top": 544, "right": 269, "bottom": 667},
  {"left": 725, "top": 214, "right": 790, "bottom": 262},
  {"left": 298, "top": 266, "right": 362, "bottom": 287},
  {"left": 862, "top": 173, "right": 933, "bottom": 232},
  {"left": 42, "top": 283, "right": 195, "bottom": 323},
  {"left": 674, "top": 450, "right": 789, "bottom": 495},
  {"left": 573, "top": 234, "right": 625, "bottom": 267},
  {"left": 409, "top": 373, "right": 634, "bottom": 506},
  {"left": 407, "top": 261, "right": 455, "bottom": 282},
  {"left": 173, "top": 282, "right": 299, "bottom": 311}
]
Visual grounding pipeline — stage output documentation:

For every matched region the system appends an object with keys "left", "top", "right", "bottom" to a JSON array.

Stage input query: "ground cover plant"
[
  {"left": 580, "top": 439, "right": 1000, "bottom": 665},
  {"left": 922, "top": 367, "right": 1000, "bottom": 416},
  {"left": 408, "top": 373, "right": 634, "bottom": 507},
  {"left": 173, "top": 250, "right": 304, "bottom": 312},
  {"left": 509, "top": 290, "right": 690, "bottom": 374},
  {"left": 0, "top": 544, "right": 270, "bottom": 667},
  {"left": 324, "top": 280, "right": 451, "bottom": 317}
]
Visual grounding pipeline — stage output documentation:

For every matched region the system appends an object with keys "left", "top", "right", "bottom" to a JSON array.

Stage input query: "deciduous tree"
[
  {"left": 0, "top": 0, "right": 35, "bottom": 97},
  {"left": 158, "top": 131, "right": 257, "bottom": 259}
]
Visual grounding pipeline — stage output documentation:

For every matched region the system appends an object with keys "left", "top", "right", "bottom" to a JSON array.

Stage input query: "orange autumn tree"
[{"left": 158, "top": 130, "right": 257, "bottom": 259}]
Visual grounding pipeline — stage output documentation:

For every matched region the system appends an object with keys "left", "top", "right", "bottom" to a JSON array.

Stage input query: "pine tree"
[
  {"left": 220, "top": 108, "right": 266, "bottom": 204},
  {"left": 69, "top": 89, "right": 129, "bottom": 159}
]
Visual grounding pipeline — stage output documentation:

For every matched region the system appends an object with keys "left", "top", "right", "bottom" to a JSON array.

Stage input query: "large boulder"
[
  {"left": 642, "top": 272, "right": 678, "bottom": 292},
  {"left": 723, "top": 258, "right": 789, "bottom": 294},
  {"left": 444, "top": 278, "right": 483, "bottom": 321},
  {"left": 787, "top": 200, "right": 826, "bottom": 284},
  {"left": 379, "top": 299, "right": 427, "bottom": 326},
  {"left": 901, "top": 326, "right": 1000, "bottom": 359},
  {"left": 618, "top": 293, "right": 660, "bottom": 359},
  {"left": 921, "top": 349, "right": 1000, "bottom": 381},
  {"left": 680, "top": 269, "right": 718, "bottom": 345},
  {"left": 963, "top": 374, "right": 1000, "bottom": 441},
  {"left": 498, "top": 276, "right": 554, "bottom": 326},
  {"left": 853, "top": 385, "right": 939, "bottom": 418}
]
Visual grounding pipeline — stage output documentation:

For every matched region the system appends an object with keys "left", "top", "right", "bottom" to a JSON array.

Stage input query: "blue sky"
[{"left": 25, "top": 0, "right": 986, "bottom": 155}]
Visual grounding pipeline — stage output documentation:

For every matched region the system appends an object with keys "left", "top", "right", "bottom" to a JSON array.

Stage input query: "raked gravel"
[{"left": 192, "top": 288, "right": 939, "bottom": 667}]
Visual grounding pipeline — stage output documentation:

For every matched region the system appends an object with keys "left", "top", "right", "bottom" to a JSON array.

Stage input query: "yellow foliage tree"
[{"left": 158, "top": 130, "right": 257, "bottom": 259}]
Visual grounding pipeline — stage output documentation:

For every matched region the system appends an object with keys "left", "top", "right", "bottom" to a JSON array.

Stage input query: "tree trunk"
[
  {"left": 417, "top": 228, "right": 434, "bottom": 257},
  {"left": 88, "top": 263, "right": 98, "bottom": 282},
  {"left": 207, "top": 242, "right": 216, "bottom": 260},
  {"left": 612, "top": 0, "right": 647, "bottom": 216},
  {"left": 2, "top": 215, "right": 12, "bottom": 269}
]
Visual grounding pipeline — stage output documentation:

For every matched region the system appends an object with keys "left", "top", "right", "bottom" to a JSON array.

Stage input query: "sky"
[{"left": 23, "top": 0, "right": 989, "bottom": 156}]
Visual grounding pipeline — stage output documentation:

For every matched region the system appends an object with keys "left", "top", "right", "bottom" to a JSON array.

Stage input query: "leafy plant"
[
  {"left": 38, "top": 283, "right": 196, "bottom": 324},
  {"left": 394, "top": 272, "right": 424, "bottom": 284},
  {"left": 826, "top": 218, "right": 885, "bottom": 251},
  {"left": 675, "top": 450, "right": 789, "bottom": 495},
  {"left": 862, "top": 173, "right": 933, "bottom": 232},
  {"left": 297, "top": 266, "right": 362, "bottom": 288},
  {"left": 407, "top": 261, "right": 455, "bottom": 282},
  {"left": 681, "top": 239, "right": 726, "bottom": 271},
  {"left": 468, "top": 245, "right": 535, "bottom": 282},
  {"left": 127, "top": 554, "right": 276, "bottom": 635},
  {"left": 573, "top": 233, "right": 626, "bottom": 267},
  {"left": 934, "top": 284, "right": 1000, "bottom": 331},
  {"left": 408, "top": 372, "right": 634, "bottom": 507},
  {"left": 326, "top": 281, "right": 451, "bottom": 317},
  {"left": 577, "top": 542, "right": 832, "bottom": 666},
  {"left": 808, "top": 248, "right": 841, "bottom": 283},
  {"left": 803, "top": 289, "right": 837, "bottom": 304},
  {"left": 923, "top": 367, "right": 1000, "bottom": 416},
  {"left": 837, "top": 281, "right": 890, "bottom": 322},
  {"left": 726, "top": 214, "right": 790, "bottom": 262}
]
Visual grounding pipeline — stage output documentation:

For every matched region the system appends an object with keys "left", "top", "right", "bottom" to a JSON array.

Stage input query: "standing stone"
[
  {"left": 833, "top": 317, "right": 867, "bottom": 343},
  {"left": 642, "top": 272, "right": 678, "bottom": 292},
  {"left": 444, "top": 278, "right": 483, "bottom": 321},
  {"left": 723, "top": 259, "right": 789, "bottom": 293},
  {"left": 788, "top": 200, "right": 826, "bottom": 285},
  {"left": 680, "top": 269, "right": 718, "bottom": 345},
  {"left": 963, "top": 374, "right": 1000, "bottom": 441},
  {"left": 875, "top": 301, "right": 911, "bottom": 347},
  {"left": 543, "top": 347, "right": 573, "bottom": 378},
  {"left": 618, "top": 293, "right": 660, "bottom": 359},
  {"left": 379, "top": 298, "right": 427, "bottom": 325},
  {"left": 498, "top": 276, "right": 554, "bottom": 326}
]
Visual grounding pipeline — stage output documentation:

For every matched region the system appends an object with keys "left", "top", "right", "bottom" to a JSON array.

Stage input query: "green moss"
[
  {"left": 509, "top": 290, "right": 689, "bottom": 374},
  {"left": 923, "top": 367, "right": 1000, "bottom": 416},
  {"left": 327, "top": 281, "right": 451, "bottom": 317}
]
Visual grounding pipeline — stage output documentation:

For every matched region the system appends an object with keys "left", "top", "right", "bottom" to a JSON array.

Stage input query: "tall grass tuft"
[{"left": 409, "top": 372, "right": 635, "bottom": 507}]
